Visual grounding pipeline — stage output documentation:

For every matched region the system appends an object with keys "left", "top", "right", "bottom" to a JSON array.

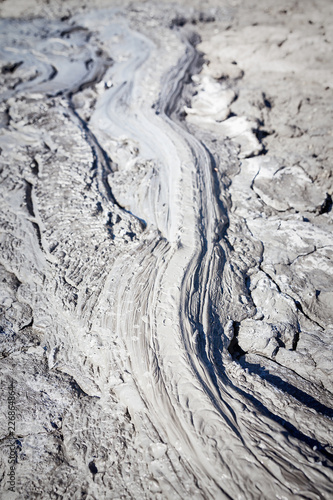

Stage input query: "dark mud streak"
[
  {"left": 1, "top": 61, "right": 23, "bottom": 74},
  {"left": 25, "top": 181, "right": 35, "bottom": 218},
  {"left": 232, "top": 380, "right": 333, "bottom": 466},
  {"left": 160, "top": 31, "right": 253, "bottom": 453},
  {"left": 158, "top": 27, "right": 333, "bottom": 488},
  {"left": 240, "top": 360, "right": 333, "bottom": 419},
  {"left": 67, "top": 94, "right": 145, "bottom": 229},
  {"left": 153, "top": 30, "right": 247, "bottom": 496},
  {"left": 49, "top": 65, "right": 58, "bottom": 81}
]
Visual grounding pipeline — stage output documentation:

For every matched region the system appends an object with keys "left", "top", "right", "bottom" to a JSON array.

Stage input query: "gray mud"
[{"left": 0, "top": 1, "right": 332, "bottom": 499}]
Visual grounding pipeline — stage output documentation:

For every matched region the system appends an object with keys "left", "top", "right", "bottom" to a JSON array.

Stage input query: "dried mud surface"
[{"left": 0, "top": 0, "right": 332, "bottom": 499}]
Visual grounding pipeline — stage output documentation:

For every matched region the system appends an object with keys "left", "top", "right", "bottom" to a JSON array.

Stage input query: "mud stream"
[{"left": 0, "top": 4, "right": 332, "bottom": 499}]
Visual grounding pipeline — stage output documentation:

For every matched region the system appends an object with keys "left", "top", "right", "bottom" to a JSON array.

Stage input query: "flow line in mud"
[{"left": 67, "top": 94, "right": 146, "bottom": 230}]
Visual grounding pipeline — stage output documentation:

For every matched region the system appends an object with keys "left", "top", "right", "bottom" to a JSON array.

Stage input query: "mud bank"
[{"left": 0, "top": 1, "right": 332, "bottom": 498}]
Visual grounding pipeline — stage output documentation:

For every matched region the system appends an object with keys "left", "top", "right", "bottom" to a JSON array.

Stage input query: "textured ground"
[{"left": 0, "top": 0, "right": 332, "bottom": 499}]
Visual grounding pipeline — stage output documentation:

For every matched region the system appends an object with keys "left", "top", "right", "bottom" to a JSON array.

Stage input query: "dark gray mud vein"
[
  {"left": 156, "top": 32, "right": 250, "bottom": 452},
  {"left": 232, "top": 381, "right": 333, "bottom": 466},
  {"left": 67, "top": 93, "right": 145, "bottom": 230}
]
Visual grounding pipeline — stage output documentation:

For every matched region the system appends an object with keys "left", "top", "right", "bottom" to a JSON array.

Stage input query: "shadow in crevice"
[
  {"left": 233, "top": 379, "right": 333, "bottom": 465},
  {"left": 227, "top": 321, "right": 246, "bottom": 359},
  {"left": 238, "top": 358, "right": 333, "bottom": 419},
  {"left": 226, "top": 334, "right": 333, "bottom": 464}
]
